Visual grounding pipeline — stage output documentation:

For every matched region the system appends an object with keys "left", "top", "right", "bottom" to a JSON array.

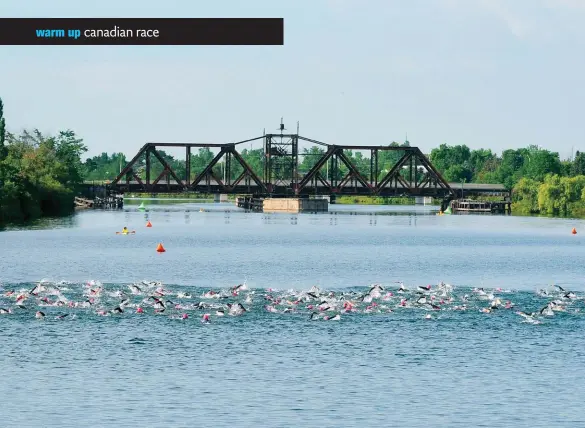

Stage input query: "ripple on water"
[{"left": 1, "top": 278, "right": 585, "bottom": 427}]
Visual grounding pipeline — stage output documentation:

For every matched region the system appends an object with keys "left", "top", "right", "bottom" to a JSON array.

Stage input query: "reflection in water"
[
  {"left": 0, "top": 203, "right": 440, "bottom": 233},
  {"left": 261, "top": 214, "right": 298, "bottom": 225},
  {"left": 0, "top": 215, "right": 78, "bottom": 231},
  {"left": 185, "top": 213, "right": 190, "bottom": 224},
  {"left": 331, "top": 210, "right": 435, "bottom": 217}
]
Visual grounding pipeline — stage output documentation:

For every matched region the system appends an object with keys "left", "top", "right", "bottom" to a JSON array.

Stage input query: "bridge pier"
[
  {"left": 415, "top": 196, "right": 433, "bottom": 205},
  {"left": 236, "top": 196, "right": 328, "bottom": 213},
  {"left": 263, "top": 198, "right": 328, "bottom": 213},
  {"left": 213, "top": 194, "right": 229, "bottom": 203}
]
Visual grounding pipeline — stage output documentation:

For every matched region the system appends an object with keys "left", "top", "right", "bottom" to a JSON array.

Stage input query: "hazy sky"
[{"left": 1, "top": 0, "right": 584, "bottom": 160}]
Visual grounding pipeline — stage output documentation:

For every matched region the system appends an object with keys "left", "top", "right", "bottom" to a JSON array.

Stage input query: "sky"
[{"left": 1, "top": 0, "right": 584, "bottom": 160}]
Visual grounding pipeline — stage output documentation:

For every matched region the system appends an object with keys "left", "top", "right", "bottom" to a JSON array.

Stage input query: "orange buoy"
[
  {"left": 156, "top": 243, "right": 166, "bottom": 253},
  {"left": 572, "top": 228, "right": 577, "bottom": 235},
  {"left": 146, "top": 221, "right": 152, "bottom": 227}
]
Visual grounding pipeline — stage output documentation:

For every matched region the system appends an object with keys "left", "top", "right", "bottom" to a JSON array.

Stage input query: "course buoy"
[
  {"left": 138, "top": 202, "right": 146, "bottom": 211},
  {"left": 572, "top": 228, "right": 577, "bottom": 235},
  {"left": 156, "top": 243, "right": 166, "bottom": 253},
  {"left": 146, "top": 221, "right": 152, "bottom": 227}
]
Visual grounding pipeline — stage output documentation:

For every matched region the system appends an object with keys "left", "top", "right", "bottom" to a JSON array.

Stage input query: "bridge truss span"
[
  {"left": 111, "top": 134, "right": 457, "bottom": 200},
  {"left": 111, "top": 127, "right": 509, "bottom": 206}
]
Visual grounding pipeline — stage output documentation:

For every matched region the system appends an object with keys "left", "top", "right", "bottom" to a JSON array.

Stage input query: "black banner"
[{"left": 0, "top": 18, "right": 284, "bottom": 45}]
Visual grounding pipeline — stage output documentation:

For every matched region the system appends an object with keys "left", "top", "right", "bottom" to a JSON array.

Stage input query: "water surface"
[{"left": 1, "top": 203, "right": 584, "bottom": 427}]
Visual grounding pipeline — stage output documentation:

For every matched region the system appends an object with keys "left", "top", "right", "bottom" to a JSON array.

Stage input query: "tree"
[
  {"left": 239, "top": 148, "right": 264, "bottom": 178},
  {"left": 430, "top": 144, "right": 471, "bottom": 171},
  {"left": 496, "top": 149, "right": 526, "bottom": 189},
  {"left": 571, "top": 151, "right": 585, "bottom": 176},
  {"left": 469, "top": 148, "right": 498, "bottom": 181},
  {"left": 523, "top": 146, "right": 561, "bottom": 182},
  {"left": 0, "top": 97, "right": 6, "bottom": 161},
  {"left": 512, "top": 177, "right": 540, "bottom": 213},
  {"left": 442, "top": 164, "right": 473, "bottom": 183},
  {"left": 54, "top": 130, "right": 88, "bottom": 185}
]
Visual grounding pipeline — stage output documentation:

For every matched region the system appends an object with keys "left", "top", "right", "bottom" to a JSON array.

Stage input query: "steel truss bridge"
[{"left": 109, "top": 127, "right": 508, "bottom": 206}]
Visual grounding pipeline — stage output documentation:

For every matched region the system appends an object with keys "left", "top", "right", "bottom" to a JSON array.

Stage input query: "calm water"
[{"left": 1, "top": 202, "right": 585, "bottom": 427}]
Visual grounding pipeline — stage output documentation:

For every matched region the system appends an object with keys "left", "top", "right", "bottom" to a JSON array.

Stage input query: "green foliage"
[
  {"left": 54, "top": 130, "right": 88, "bottom": 185},
  {"left": 0, "top": 118, "right": 88, "bottom": 223},
  {"left": 572, "top": 151, "right": 585, "bottom": 176},
  {"left": 0, "top": 98, "right": 6, "bottom": 161},
  {"left": 524, "top": 145, "right": 562, "bottom": 182},
  {"left": 5, "top": 88, "right": 585, "bottom": 220},
  {"left": 84, "top": 152, "right": 127, "bottom": 181},
  {"left": 430, "top": 144, "right": 475, "bottom": 183},
  {"left": 512, "top": 174, "right": 585, "bottom": 217},
  {"left": 337, "top": 196, "right": 414, "bottom": 205},
  {"left": 511, "top": 177, "right": 540, "bottom": 214}
]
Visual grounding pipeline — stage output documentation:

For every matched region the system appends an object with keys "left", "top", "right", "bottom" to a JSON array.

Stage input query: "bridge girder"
[{"left": 110, "top": 134, "right": 461, "bottom": 199}]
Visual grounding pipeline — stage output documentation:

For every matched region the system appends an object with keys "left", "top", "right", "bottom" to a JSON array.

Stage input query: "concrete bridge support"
[{"left": 213, "top": 194, "right": 229, "bottom": 203}]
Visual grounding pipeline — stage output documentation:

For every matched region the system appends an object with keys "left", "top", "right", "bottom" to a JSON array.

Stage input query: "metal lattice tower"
[{"left": 263, "top": 118, "right": 299, "bottom": 193}]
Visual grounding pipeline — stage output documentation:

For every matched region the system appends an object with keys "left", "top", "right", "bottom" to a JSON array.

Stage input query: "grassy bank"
[{"left": 126, "top": 192, "right": 225, "bottom": 201}]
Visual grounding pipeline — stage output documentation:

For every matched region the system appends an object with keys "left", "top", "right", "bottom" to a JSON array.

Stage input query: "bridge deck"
[
  {"left": 91, "top": 180, "right": 508, "bottom": 197},
  {"left": 88, "top": 180, "right": 506, "bottom": 191}
]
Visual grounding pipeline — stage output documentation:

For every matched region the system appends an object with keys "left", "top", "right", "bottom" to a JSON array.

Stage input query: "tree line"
[
  {"left": 0, "top": 98, "right": 88, "bottom": 223},
  {"left": 77, "top": 139, "right": 585, "bottom": 218},
  {"left": 428, "top": 144, "right": 585, "bottom": 216},
  {"left": 2, "top": 93, "right": 585, "bottom": 223}
]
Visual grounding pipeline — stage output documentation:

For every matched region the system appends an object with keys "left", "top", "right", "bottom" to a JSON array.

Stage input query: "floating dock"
[
  {"left": 74, "top": 197, "right": 94, "bottom": 209},
  {"left": 94, "top": 194, "right": 124, "bottom": 209},
  {"left": 236, "top": 196, "right": 328, "bottom": 213},
  {"left": 451, "top": 199, "right": 511, "bottom": 214},
  {"left": 78, "top": 194, "right": 124, "bottom": 209}
]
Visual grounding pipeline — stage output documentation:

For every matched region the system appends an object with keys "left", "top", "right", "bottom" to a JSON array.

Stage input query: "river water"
[{"left": 1, "top": 201, "right": 585, "bottom": 427}]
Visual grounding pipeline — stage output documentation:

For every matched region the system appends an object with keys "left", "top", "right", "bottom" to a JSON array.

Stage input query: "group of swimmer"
[{"left": 0, "top": 279, "right": 582, "bottom": 325}]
